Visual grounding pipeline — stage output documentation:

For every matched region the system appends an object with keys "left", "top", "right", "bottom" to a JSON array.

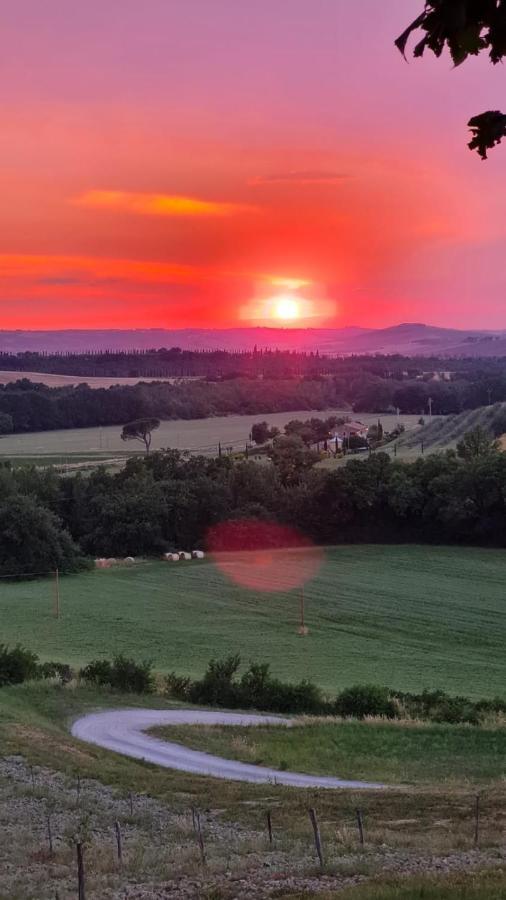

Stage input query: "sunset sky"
[{"left": 3, "top": 1, "right": 506, "bottom": 330}]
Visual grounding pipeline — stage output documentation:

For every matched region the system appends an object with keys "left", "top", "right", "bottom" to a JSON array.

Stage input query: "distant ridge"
[{"left": 1, "top": 323, "right": 506, "bottom": 357}]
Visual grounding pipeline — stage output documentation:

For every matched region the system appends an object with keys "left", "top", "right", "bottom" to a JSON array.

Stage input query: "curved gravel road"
[{"left": 71, "top": 709, "right": 386, "bottom": 790}]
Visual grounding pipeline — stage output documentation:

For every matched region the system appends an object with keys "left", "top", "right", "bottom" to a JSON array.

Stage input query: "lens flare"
[{"left": 206, "top": 519, "right": 323, "bottom": 592}]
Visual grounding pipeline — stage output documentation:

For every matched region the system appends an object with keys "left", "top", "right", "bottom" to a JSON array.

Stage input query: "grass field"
[
  {"left": 1, "top": 545, "right": 505, "bottom": 698},
  {"left": 0, "top": 370, "right": 192, "bottom": 388},
  {"left": 154, "top": 718, "right": 506, "bottom": 785},
  {"left": 0, "top": 408, "right": 424, "bottom": 460}
]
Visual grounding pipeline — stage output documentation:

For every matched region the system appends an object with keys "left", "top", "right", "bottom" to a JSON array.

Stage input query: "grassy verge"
[
  {"left": 151, "top": 718, "right": 506, "bottom": 785},
  {"left": 287, "top": 869, "right": 506, "bottom": 899}
]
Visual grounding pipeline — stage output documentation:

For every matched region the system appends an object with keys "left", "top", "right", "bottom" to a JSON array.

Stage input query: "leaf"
[
  {"left": 467, "top": 110, "right": 506, "bottom": 159},
  {"left": 395, "top": 11, "right": 428, "bottom": 58}
]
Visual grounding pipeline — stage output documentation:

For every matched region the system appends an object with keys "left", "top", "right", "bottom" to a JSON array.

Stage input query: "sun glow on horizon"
[{"left": 272, "top": 294, "right": 300, "bottom": 321}]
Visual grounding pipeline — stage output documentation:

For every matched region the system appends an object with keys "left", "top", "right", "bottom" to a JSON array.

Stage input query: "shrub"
[
  {"left": 80, "top": 658, "right": 113, "bottom": 687},
  {"left": 166, "top": 671, "right": 192, "bottom": 699},
  {"left": 38, "top": 661, "right": 74, "bottom": 684},
  {"left": 80, "top": 655, "right": 154, "bottom": 693},
  {"left": 167, "top": 655, "right": 328, "bottom": 715},
  {"left": 111, "top": 654, "right": 155, "bottom": 694},
  {"left": 0, "top": 644, "right": 39, "bottom": 686},
  {"left": 335, "top": 684, "right": 398, "bottom": 719},
  {"left": 188, "top": 654, "right": 241, "bottom": 707}
]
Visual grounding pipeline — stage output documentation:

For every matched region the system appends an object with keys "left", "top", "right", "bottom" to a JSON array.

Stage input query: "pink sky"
[{"left": 2, "top": 1, "right": 506, "bottom": 330}]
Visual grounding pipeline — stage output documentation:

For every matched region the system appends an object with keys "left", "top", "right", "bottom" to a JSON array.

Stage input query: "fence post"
[
  {"left": 266, "top": 810, "right": 273, "bottom": 845},
  {"left": 76, "top": 843, "right": 86, "bottom": 900},
  {"left": 308, "top": 808, "right": 324, "bottom": 867},
  {"left": 474, "top": 794, "right": 480, "bottom": 847},
  {"left": 115, "top": 820, "right": 123, "bottom": 864},
  {"left": 356, "top": 808, "right": 365, "bottom": 846},
  {"left": 196, "top": 812, "right": 206, "bottom": 866}
]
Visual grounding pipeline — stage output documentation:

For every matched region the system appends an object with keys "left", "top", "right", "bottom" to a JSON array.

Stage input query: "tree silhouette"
[
  {"left": 397, "top": 2, "right": 506, "bottom": 158},
  {"left": 121, "top": 417, "right": 160, "bottom": 454}
]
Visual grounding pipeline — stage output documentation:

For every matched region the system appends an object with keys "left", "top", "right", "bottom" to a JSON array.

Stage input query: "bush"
[
  {"left": 80, "top": 655, "right": 154, "bottom": 693},
  {"left": 188, "top": 654, "right": 241, "bottom": 707},
  {"left": 167, "top": 655, "right": 328, "bottom": 715},
  {"left": 0, "top": 644, "right": 39, "bottom": 686},
  {"left": 397, "top": 688, "right": 482, "bottom": 725},
  {"left": 80, "top": 659, "right": 113, "bottom": 687},
  {"left": 38, "top": 661, "right": 74, "bottom": 684},
  {"left": 335, "top": 684, "right": 398, "bottom": 719}
]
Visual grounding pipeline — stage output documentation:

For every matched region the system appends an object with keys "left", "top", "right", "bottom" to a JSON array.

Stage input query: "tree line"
[
  {"left": 4, "top": 362, "right": 506, "bottom": 435},
  {"left": 1, "top": 428, "right": 506, "bottom": 575}
]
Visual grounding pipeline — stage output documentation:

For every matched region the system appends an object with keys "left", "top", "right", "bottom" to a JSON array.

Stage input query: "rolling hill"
[{"left": 1, "top": 322, "right": 506, "bottom": 355}]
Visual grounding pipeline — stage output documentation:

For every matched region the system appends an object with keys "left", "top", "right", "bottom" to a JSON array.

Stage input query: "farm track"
[{"left": 71, "top": 708, "right": 386, "bottom": 789}]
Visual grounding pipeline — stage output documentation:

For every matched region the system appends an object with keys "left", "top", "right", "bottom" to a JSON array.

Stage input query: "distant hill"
[{"left": 1, "top": 323, "right": 506, "bottom": 356}]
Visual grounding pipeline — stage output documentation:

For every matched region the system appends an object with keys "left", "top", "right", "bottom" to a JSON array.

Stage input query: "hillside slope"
[{"left": 390, "top": 402, "right": 506, "bottom": 458}]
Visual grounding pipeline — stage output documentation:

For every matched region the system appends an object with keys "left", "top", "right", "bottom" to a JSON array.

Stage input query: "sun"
[{"left": 272, "top": 294, "right": 300, "bottom": 321}]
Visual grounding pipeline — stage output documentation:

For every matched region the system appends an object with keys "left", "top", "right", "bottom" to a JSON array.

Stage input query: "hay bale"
[
  {"left": 124, "top": 556, "right": 135, "bottom": 565},
  {"left": 192, "top": 550, "right": 205, "bottom": 559},
  {"left": 166, "top": 553, "right": 179, "bottom": 561},
  {"left": 179, "top": 551, "right": 191, "bottom": 561},
  {"left": 106, "top": 558, "right": 117, "bottom": 565}
]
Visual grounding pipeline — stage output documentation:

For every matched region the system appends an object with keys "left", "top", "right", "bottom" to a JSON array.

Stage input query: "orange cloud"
[
  {"left": 74, "top": 190, "right": 256, "bottom": 218},
  {"left": 0, "top": 253, "right": 221, "bottom": 286}
]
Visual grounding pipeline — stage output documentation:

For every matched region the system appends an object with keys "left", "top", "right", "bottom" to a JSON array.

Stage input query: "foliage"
[
  {"left": 335, "top": 684, "right": 398, "bottom": 719},
  {"left": 397, "top": 1, "right": 506, "bottom": 157},
  {"left": 121, "top": 417, "right": 160, "bottom": 454},
  {"left": 166, "top": 655, "right": 505, "bottom": 725},
  {"left": 167, "top": 655, "right": 327, "bottom": 714},
  {"left": 0, "top": 644, "right": 39, "bottom": 686},
  {"left": 0, "top": 412, "right": 13, "bottom": 434},
  {"left": 250, "top": 421, "right": 279, "bottom": 444},
  {"left": 80, "top": 655, "right": 155, "bottom": 693},
  {"left": 456, "top": 425, "right": 499, "bottom": 460},
  {"left": 38, "top": 661, "right": 74, "bottom": 684},
  {"left": 0, "top": 495, "right": 86, "bottom": 577}
]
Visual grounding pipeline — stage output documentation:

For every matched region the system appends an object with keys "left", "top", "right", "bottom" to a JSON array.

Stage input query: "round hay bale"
[
  {"left": 124, "top": 556, "right": 135, "bottom": 565},
  {"left": 106, "top": 558, "right": 117, "bottom": 565},
  {"left": 179, "top": 551, "right": 191, "bottom": 561},
  {"left": 192, "top": 550, "right": 205, "bottom": 559}
]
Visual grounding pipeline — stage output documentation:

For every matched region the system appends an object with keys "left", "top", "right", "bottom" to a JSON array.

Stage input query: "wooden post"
[
  {"left": 308, "top": 808, "right": 324, "bottom": 867},
  {"left": 266, "top": 810, "right": 273, "bottom": 845},
  {"left": 30, "top": 765, "right": 35, "bottom": 792},
  {"left": 47, "top": 814, "right": 54, "bottom": 855},
  {"left": 76, "top": 843, "right": 86, "bottom": 900},
  {"left": 298, "top": 588, "right": 308, "bottom": 635},
  {"left": 196, "top": 812, "right": 206, "bottom": 866},
  {"left": 54, "top": 568, "right": 60, "bottom": 619},
  {"left": 191, "top": 806, "right": 197, "bottom": 832},
  {"left": 128, "top": 792, "right": 133, "bottom": 816},
  {"left": 114, "top": 820, "right": 123, "bottom": 864},
  {"left": 76, "top": 774, "right": 81, "bottom": 806},
  {"left": 356, "top": 808, "right": 365, "bottom": 846},
  {"left": 474, "top": 794, "right": 480, "bottom": 847}
]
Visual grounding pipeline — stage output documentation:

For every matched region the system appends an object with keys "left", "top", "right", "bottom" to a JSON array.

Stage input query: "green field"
[
  {"left": 1, "top": 545, "right": 505, "bottom": 697},
  {"left": 154, "top": 718, "right": 506, "bottom": 784},
  {"left": 0, "top": 408, "right": 424, "bottom": 461}
]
